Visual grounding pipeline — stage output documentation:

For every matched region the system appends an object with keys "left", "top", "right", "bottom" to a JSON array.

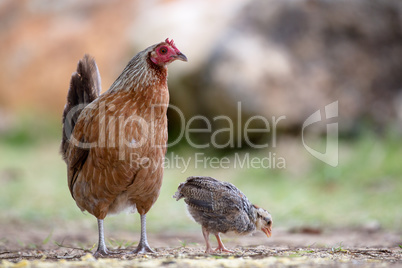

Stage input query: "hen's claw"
[
  {"left": 131, "top": 243, "right": 155, "bottom": 254},
  {"left": 93, "top": 249, "right": 108, "bottom": 258}
]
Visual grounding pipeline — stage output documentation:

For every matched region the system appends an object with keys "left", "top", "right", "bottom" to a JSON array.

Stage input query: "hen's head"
[
  {"left": 254, "top": 206, "right": 273, "bottom": 238},
  {"left": 150, "top": 38, "right": 187, "bottom": 66}
]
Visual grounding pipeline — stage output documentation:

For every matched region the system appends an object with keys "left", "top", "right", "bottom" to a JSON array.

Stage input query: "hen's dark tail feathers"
[{"left": 61, "top": 54, "right": 101, "bottom": 162}]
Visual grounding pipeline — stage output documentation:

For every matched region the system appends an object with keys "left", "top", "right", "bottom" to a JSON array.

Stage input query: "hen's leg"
[
  {"left": 132, "top": 214, "right": 154, "bottom": 254},
  {"left": 202, "top": 226, "right": 213, "bottom": 253},
  {"left": 94, "top": 219, "right": 109, "bottom": 257},
  {"left": 214, "top": 233, "right": 234, "bottom": 253}
]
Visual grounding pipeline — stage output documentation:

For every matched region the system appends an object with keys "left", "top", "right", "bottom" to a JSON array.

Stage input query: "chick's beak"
[
  {"left": 262, "top": 226, "right": 272, "bottom": 238},
  {"left": 174, "top": 52, "right": 188, "bottom": 62}
]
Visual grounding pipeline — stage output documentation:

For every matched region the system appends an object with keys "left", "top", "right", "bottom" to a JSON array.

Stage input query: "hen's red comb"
[
  {"left": 165, "top": 38, "right": 174, "bottom": 46},
  {"left": 165, "top": 38, "right": 179, "bottom": 51}
]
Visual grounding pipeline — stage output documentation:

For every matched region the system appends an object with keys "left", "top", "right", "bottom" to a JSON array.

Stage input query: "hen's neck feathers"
[{"left": 108, "top": 44, "right": 167, "bottom": 94}]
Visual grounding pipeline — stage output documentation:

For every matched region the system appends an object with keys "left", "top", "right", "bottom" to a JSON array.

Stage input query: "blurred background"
[{"left": 0, "top": 0, "right": 401, "bottom": 249}]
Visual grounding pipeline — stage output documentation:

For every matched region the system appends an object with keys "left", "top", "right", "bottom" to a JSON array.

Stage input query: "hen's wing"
[{"left": 66, "top": 92, "right": 144, "bottom": 201}]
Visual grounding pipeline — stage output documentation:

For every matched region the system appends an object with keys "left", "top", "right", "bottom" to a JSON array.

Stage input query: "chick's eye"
[{"left": 160, "top": 47, "right": 168, "bottom": 54}]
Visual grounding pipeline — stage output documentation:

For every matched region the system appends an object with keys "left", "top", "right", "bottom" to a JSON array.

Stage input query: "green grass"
[
  {"left": 331, "top": 242, "right": 347, "bottom": 253},
  {"left": 0, "top": 121, "right": 401, "bottom": 234}
]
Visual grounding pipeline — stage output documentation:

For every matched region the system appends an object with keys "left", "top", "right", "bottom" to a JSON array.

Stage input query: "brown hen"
[
  {"left": 61, "top": 39, "right": 187, "bottom": 256},
  {"left": 174, "top": 176, "right": 272, "bottom": 253}
]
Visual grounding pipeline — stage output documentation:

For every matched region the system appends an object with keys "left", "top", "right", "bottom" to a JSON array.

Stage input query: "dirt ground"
[{"left": 0, "top": 222, "right": 401, "bottom": 267}]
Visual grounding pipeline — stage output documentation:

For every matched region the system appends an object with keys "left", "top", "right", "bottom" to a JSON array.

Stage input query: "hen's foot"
[
  {"left": 93, "top": 249, "right": 122, "bottom": 258},
  {"left": 93, "top": 248, "right": 109, "bottom": 258},
  {"left": 130, "top": 242, "right": 155, "bottom": 254}
]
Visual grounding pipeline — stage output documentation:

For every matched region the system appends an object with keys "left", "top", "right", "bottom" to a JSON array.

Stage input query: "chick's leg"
[
  {"left": 214, "top": 233, "right": 234, "bottom": 253},
  {"left": 132, "top": 214, "right": 154, "bottom": 254},
  {"left": 202, "top": 226, "right": 213, "bottom": 253},
  {"left": 94, "top": 219, "right": 108, "bottom": 257}
]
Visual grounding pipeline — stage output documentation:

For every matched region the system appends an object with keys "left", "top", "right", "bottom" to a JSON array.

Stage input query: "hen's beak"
[
  {"left": 174, "top": 52, "right": 188, "bottom": 62},
  {"left": 262, "top": 226, "right": 272, "bottom": 238}
]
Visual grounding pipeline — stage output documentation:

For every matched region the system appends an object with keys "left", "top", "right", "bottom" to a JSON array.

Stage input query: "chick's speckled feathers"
[
  {"left": 174, "top": 176, "right": 273, "bottom": 253},
  {"left": 174, "top": 176, "right": 257, "bottom": 234}
]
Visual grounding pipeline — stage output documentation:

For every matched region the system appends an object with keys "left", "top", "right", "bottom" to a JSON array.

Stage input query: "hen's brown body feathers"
[
  {"left": 66, "top": 57, "right": 168, "bottom": 219},
  {"left": 62, "top": 47, "right": 169, "bottom": 219},
  {"left": 61, "top": 39, "right": 187, "bottom": 256}
]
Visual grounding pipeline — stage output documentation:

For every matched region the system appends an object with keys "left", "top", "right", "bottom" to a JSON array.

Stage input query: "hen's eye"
[{"left": 160, "top": 47, "right": 168, "bottom": 54}]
